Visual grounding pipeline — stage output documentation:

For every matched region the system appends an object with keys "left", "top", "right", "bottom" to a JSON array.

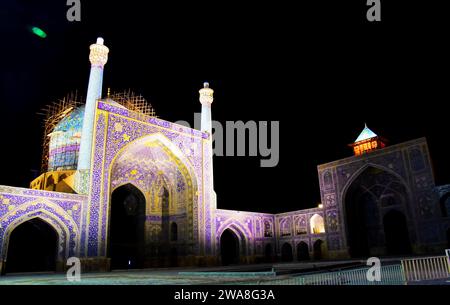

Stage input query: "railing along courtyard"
[
  {"left": 217, "top": 254, "right": 450, "bottom": 285},
  {"left": 258, "top": 256, "right": 450, "bottom": 285},
  {"left": 236, "top": 264, "right": 404, "bottom": 285},
  {"left": 401, "top": 255, "right": 450, "bottom": 282}
]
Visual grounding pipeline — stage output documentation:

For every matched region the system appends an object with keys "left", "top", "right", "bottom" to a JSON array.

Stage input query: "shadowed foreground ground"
[{"left": 1, "top": 259, "right": 449, "bottom": 285}]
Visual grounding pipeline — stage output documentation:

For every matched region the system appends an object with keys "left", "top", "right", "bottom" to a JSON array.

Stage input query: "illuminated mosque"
[{"left": 0, "top": 38, "right": 449, "bottom": 274}]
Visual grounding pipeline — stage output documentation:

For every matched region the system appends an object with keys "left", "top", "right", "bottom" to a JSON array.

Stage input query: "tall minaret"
[
  {"left": 77, "top": 37, "right": 109, "bottom": 171},
  {"left": 199, "top": 82, "right": 216, "bottom": 256},
  {"left": 199, "top": 81, "right": 215, "bottom": 190},
  {"left": 199, "top": 82, "right": 214, "bottom": 134}
]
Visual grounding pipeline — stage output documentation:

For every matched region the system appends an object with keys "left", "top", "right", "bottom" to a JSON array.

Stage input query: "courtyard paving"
[
  {"left": 0, "top": 270, "right": 256, "bottom": 285},
  {"left": 0, "top": 261, "right": 358, "bottom": 285},
  {"left": 0, "top": 258, "right": 448, "bottom": 285}
]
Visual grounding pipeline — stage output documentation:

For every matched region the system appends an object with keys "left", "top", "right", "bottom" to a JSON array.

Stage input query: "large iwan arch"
[
  {"left": 341, "top": 165, "right": 413, "bottom": 257},
  {"left": 106, "top": 133, "right": 199, "bottom": 267}
]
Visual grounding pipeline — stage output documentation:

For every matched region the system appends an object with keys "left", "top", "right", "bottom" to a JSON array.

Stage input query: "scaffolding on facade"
[
  {"left": 37, "top": 92, "right": 84, "bottom": 174},
  {"left": 108, "top": 89, "right": 157, "bottom": 118},
  {"left": 37, "top": 90, "right": 156, "bottom": 174}
]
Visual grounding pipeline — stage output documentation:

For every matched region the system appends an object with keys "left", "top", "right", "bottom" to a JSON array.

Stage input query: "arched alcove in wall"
[
  {"left": 5, "top": 218, "right": 58, "bottom": 274},
  {"left": 281, "top": 242, "right": 293, "bottom": 262},
  {"left": 310, "top": 214, "right": 325, "bottom": 234},
  {"left": 220, "top": 229, "right": 240, "bottom": 265},
  {"left": 297, "top": 241, "right": 310, "bottom": 261}
]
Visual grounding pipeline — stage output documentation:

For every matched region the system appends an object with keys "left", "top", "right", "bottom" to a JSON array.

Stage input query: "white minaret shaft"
[
  {"left": 199, "top": 82, "right": 215, "bottom": 255},
  {"left": 77, "top": 37, "right": 109, "bottom": 171},
  {"left": 199, "top": 82, "right": 215, "bottom": 190},
  {"left": 199, "top": 82, "right": 214, "bottom": 134}
]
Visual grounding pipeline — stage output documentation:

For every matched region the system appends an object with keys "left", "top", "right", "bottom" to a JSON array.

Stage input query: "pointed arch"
[
  {"left": 216, "top": 219, "right": 252, "bottom": 258},
  {"left": 281, "top": 242, "right": 293, "bottom": 262},
  {"left": 111, "top": 181, "right": 147, "bottom": 198},
  {"left": 297, "top": 241, "right": 310, "bottom": 261},
  {"left": 313, "top": 239, "right": 325, "bottom": 260},
  {"left": 108, "top": 132, "right": 198, "bottom": 225},
  {"left": 108, "top": 132, "right": 198, "bottom": 206},
  {"left": 109, "top": 132, "right": 199, "bottom": 186},
  {"left": 340, "top": 163, "right": 412, "bottom": 205},
  {"left": 310, "top": 214, "right": 325, "bottom": 234},
  {"left": 216, "top": 218, "right": 252, "bottom": 244},
  {"left": 1, "top": 204, "right": 75, "bottom": 261},
  {"left": 106, "top": 132, "right": 200, "bottom": 256},
  {"left": 109, "top": 183, "right": 146, "bottom": 269},
  {"left": 220, "top": 229, "right": 240, "bottom": 265},
  {"left": 147, "top": 172, "right": 173, "bottom": 215},
  {"left": 5, "top": 217, "right": 58, "bottom": 273},
  {"left": 341, "top": 164, "right": 412, "bottom": 257}
]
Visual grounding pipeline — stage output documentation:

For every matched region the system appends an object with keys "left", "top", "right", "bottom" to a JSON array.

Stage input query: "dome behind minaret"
[
  {"left": 48, "top": 106, "right": 85, "bottom": 171},
  {"left": 30, "top": 90, "right": 156, "bottom": 194}
]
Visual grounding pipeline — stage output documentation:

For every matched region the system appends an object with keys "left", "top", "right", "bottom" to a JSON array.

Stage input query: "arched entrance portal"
[
  {"left": 109, "top": 184, "right": 146, "bottom": 270},
  {"left": 281, "top": 243, "right": 293, "bottom": 262},
  {"left": 109, "top": 133, "right": 198, "bottom": 268},
  {"left": 297, "top": 241, "right": 310, "bottom": 261},
  {"left": 6, "top": 218, "right": 58, "bottom": 274},
  {"left": 344, "top": 166, "right": 410, "bottom": 257},
  {"left": 383, "top": 210, "right": 412, "bottom": 255},
  {"left": 220, "top": 229, "right": 239, "bottom": 265}
]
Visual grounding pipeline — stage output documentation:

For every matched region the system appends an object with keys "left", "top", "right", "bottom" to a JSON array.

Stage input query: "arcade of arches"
[
  {"left": 3, "top": 130, "right": 449, "bottom": 274},
  {"left": 278, "top": 240, "right": 325, "bottom": 263}
]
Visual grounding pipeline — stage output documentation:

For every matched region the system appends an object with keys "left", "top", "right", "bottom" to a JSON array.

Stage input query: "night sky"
[{"left": 1, "top": 1, "right": 449, "bottom": 214}]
